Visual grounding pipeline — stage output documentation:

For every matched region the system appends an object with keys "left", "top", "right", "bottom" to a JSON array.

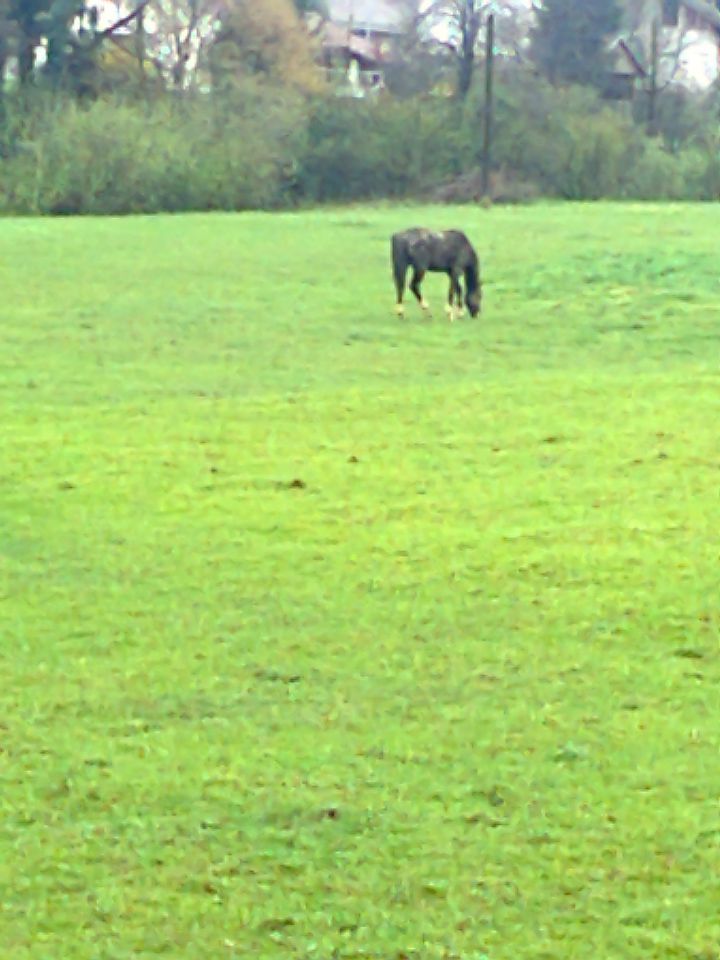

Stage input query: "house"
[
  {"left": 624, "top": 0, "right": 720, "bottom": 36},
  {"left": 661, "top": 0, "right": 720, "bottom": 31},
  {"left": 622, "top": 0, "right": 720, "bottom": 86},
  {"left": 312, "top": 0, "right": 410, "bottom": 96},
  {"left": 605, "top": 38, "right": 648, "bottom": 99}
]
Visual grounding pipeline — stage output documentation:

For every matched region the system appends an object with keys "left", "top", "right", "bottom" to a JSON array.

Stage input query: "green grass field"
[{"left": 1, "top": 203, "right": 719, "bottom": 960}]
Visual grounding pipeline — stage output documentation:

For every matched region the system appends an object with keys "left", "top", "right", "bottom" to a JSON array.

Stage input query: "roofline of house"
[
  {"left": 681, "top": 0, "right": 720, "bottom": 30},
  {"left": 616, "top": 39, "right": 648, "bottom": 77},
  {"left": 331, "top": 19, "right": 403, "bottom": 34}
]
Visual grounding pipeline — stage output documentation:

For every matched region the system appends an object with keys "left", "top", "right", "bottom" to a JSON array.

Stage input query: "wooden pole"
[
  {"left": 648, "top": 17, "right": 658, "bottom": 134},
  {"left": 135, "top": 5, "right": 147, "bottom": 93},
  {"left": 481, "top": 13, "right": 495, "bottom": 197},
  {"left": 0, "top": 30, "right": 6, "bottom": 141}
]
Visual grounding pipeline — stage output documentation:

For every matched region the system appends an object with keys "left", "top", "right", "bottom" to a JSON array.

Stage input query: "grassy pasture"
[{"left": 1, "top": 203, "right": 720, "bottom": 959}]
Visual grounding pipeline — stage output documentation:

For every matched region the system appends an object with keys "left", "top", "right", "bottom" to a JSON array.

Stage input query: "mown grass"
[{"left": 1, "top": 203, "right": 719, "bottom": 960}]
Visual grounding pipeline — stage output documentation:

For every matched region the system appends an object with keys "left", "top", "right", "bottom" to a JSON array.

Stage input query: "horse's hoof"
[
  {"left": 444, "top": 305, "right": 455, "bottom": 322},
  {"left": 420, "top": 299, "right": 431, "bottom": 312},
  {"left": 395, "top": 305, "right": 405, "bottom": 317}
]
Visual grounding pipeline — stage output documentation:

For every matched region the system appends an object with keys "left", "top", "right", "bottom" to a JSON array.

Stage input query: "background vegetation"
[{"left": 1, "top": 0, "right": 720, "bottom": 212}]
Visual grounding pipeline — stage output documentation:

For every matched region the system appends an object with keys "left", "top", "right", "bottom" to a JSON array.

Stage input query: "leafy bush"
[
  {"left": 622, "top": 138, "right": 686, "bottom": 200},
  {"left": 560, "top": 107, "right": 641, "bottom": 199},
  {"left": 470, "top": 73, "right": 645, "bottom": 199},
  {"left": 473, "top": 71, "right": 579, "bottom": 193},
  {"left": 298, "top": 96, "right": 466, "bottom": 202},
  {"left": 1, "top": 64, "right": 719, "bottom": 213},
  {"left": 0, "top": 83, "right": 307, "bottom": 214},
  {"left": 678, "top": 137, "right": 720, "bottom": 201}
]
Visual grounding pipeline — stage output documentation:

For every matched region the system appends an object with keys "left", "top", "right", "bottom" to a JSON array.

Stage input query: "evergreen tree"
[
  {"left": 530, "top": 0, "right": 622, "bottom": 88},
  {"left": 5, "top": 0, "right": 148, "bottom": 92}
]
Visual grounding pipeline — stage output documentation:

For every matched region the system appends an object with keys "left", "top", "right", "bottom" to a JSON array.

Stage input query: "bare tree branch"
[{"left": 100, "top": 0, "right": 152, "bottom": 38}]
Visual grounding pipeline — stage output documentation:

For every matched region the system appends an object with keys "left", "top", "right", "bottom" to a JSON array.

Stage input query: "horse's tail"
[{"left": 391, "top": 234, "right": 409, "bottom": 298}]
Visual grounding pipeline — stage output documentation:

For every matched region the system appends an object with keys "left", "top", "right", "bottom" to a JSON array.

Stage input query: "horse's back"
[
  {"left": 392, "top": 227, "right": 472, "bottom": 253},
  {"left": 441, "top": 228, "right": 471, "bottom": 245},
  {"left": 392, "top": 227, "right": 434, "bottom": 251},
  {"left": 392, "top": 227, "right": 432, "bottom": 241},
  {"left": 392, "top": 227, "right": 436, "bottom": 266},
  {"left": 392, "top": 226, "right": 478, "bottom": 273}
]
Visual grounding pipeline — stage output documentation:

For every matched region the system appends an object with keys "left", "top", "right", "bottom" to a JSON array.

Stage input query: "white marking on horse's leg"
[
  {"left": 395, "top": 303, "right": 405, "bottom": 317},
  {"left": 420, "top": 299, "right": 431, "bottom": 313},
  {"left": 445, "top": 304, "right": 455, "bottom": 322}
]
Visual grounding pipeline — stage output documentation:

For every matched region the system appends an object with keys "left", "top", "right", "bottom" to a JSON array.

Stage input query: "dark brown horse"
[{"left": 391, "top": 228, "right": 482, "bottom": 320}]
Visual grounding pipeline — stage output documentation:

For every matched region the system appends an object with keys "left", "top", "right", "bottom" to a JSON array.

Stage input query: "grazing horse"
[{"left": 391, "top": 227, "right": 482, "bottom": 320}]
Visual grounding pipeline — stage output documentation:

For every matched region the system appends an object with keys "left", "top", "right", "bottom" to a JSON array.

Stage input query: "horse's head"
[
  {"left": 466, "top": 284, "right": 481, "bottom": 317},
  {"left": 464, "top": 255, "right": 482, "bottom": 316}
]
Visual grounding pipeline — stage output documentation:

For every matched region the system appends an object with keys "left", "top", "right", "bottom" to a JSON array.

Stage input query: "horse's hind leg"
[
  {"left": 394, "top": 267, "right": 407, "bottom": 316},
  {"left": 392, "top": 239, "right": 408, "bottom": 316},
  {"left": 410, "top": 269, "right": 430, "bottom": 312}
]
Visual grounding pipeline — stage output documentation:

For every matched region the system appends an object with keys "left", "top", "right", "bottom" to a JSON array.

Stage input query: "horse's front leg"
[
  {"left": 452, "top": 273, "right": 464, "bottom": 319},
  {"left": 445, "top": 272, "right": 461, "bottom": 322},
  {"left": 410, "top": 269, "right": 431, "bottom": 313}
]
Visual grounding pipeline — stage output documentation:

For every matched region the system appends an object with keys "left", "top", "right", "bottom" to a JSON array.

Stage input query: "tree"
[
  {"left": 209, "top": 0, "right": 322, "bottom": 95},
  {"left": 530, "top": 0, "right": 622, "bottom": 88},
  {"left": 9, "top": 0, "right": 47, "bottom": 83},
  {"left": 292, "top": 0, "right": 326, "bottom": 13},
  {"left": 135, "top": 0, "right": 324, "bottom": 92},
  {"left": 421, "top": 0, "right": 533, "bottom": 98},
  {"left": 419, "top": 1, "right": 487, "bottom": 98},
  {"left": 3, "top": 0, "right": 150, "bottom": 91},
  {"left": 139, "top": 0, "right": 229, "bottom": 89}
]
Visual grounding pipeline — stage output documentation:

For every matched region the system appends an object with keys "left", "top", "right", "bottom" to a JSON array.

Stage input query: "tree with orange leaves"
[{"left": 209, "top": 0, "right": 324, "bottom": 95}]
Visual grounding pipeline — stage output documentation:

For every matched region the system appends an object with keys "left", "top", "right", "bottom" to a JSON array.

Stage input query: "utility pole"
[
  {"left": 0, "top": 26, "right": 6, "bottom": 143},
  {"left": 135, "top": 4, "right": 147, "bottom": 94},
  {"left": 481, "top": 12, "right": 495, "bottom": 197},
  {"left": 647, "top": 17, "right": 659, "bottom": 134}
]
